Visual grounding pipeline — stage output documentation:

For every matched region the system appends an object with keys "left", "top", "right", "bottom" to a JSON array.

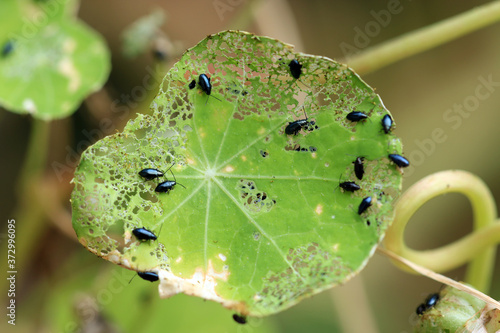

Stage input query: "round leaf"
[
  {"left": 72, "top": 31, "right": 404, "bottom": 316},
  {"left": 0, "top": 0, "right": 110, "bottom": 119}
]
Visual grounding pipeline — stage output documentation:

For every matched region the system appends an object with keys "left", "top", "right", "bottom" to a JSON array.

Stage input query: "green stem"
[
  {"left": 18, "top": 118, "right": 50, "bottom": 189},
  {"left": 329, "top": 276, "right": 379, "bottom": 333},
  {"left": 383, "top": 170, "right": 497, "bottom": 293},
  {"left": 346, "top": 1, "right": 500, "bottom": 75},
  {"left": 0, "top": 119, "right": 51, "bottom": 294}
]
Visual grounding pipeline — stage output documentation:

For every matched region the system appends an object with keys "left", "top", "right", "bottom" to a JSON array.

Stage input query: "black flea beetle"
[
  {"left": 132, "top": 227, "right": 157, "bottom": 241},
  {"left": 352, "top": 157, "right": 365, "bottom": 180},
  {"left": 137, "top": 271, "right": 159, "bottom": 282},
  {"left": 416, "top": 293, "right": 440, "bottom": 315},
  {"left": 416, "top": 304, "right": 426, "bottom": 315},
  {"left": 155, "top": 165, "right": 186, "bottom": 193},
  {"left": 339, "top": 181, "right": 361, "bottom": 192},
  {"left": 156, "top": 180, "right": 179, "bottom": 193},
  {"left": 346, "top": 111, "right": 369, "bottom": 122},
  {"left": 188, "top": 79, "right": 196, "bottom": 89},
  {"left": 381, "top": 114, "right": 393, "bottom": 134},
  {"left": 198, "top": 74, "right": 221, "bottom": 104},
  {"left": 388, "top": 154, "right": 410, "bottom": 168},
  {"left": 139, "top": 168, "right": 164, "bottom": 181},
  {"left": 285, "top": 107, "right": 313, "bottom": 136},
  {"left": 285, "top": 119, "right": 309, "bottom": 135},
  {"left": 2, "top": 40, "right": 14, "bottom": 57},
  {"left": 198, "top": 74, "right": 212, "bottom": 95},
  {"left": 425, "top": 293, "right": 440, "bottom": 309},
  {"left": 288, "top": 59, "right": 302, "bottom": 79},
  {"left": 232, "top": 314, "right": 247, "bottom": 324},
  {"left": 358, "top": 196, "right": 372, "bottom": 215}
]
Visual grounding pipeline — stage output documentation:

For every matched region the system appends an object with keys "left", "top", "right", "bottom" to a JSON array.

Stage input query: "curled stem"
[{"left": 384, "top": 170, "right": 497, "bottom": 293}]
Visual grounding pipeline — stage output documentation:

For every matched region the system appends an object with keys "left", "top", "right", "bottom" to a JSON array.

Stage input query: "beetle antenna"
[
  {"left": 334, "top": 173, "right": 342, "bottom": 193},
  {"left": 206, "top": 95, "right": 222, "bottom": 104},
  {"left": 168, "top": 165, "right": 186, "bottom": 189},
  {"left": 164, "top": 162, "right": 175, "bottom": 175},
  {"left": 156, "top": 222, "right": 164, "bottom": 238}
]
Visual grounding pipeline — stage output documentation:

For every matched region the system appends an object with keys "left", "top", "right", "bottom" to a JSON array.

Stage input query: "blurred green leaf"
[
  {"left": 16, "top": 251, "right": 279, "bottom": 333},
  {"left": 0, "top": 0, "right": 110, "bottom": 120},
  {"left": 413, "top": 285, "right": 498, "bottom": 333},
  {"left": 72, "top": 31, "right": 404, "bottom": 316},
  {"left": 121, "top": 10, "right": 165, "bottom": 58}
]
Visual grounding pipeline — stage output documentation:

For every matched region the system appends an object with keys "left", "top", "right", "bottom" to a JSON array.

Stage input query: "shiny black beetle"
[
  {"left": 381, "top": 114, "right": 393, "bottom": 134},
  {"left": 339, "top": 181, "right": 361, "bottom": 192},
  {"left": 198, "top": 74, "right": 221, "bottom": 104},
  {"left": 353, "top": 157, "right": 365, "bottom": 180},
  {"left": 285, "top": 108, "right": 314, "bottom": 136},
  {"left": 388, "top": 154, "right": 410, "bottom": 168},
  {"left": 155, "top": 165, "right": 186, "bottom": 193},
  {"left": 416, "top": 293, "right": 440, "bottom": 315},
  {"left": 358, "top": 196, "right": 372, "bottom": 215},
  {"left": 132, "top": 227, "right": 157, "bottom": 241},
  {"left": 137, "top": 271, "right": 159, "bottom": 282},
  {"left": 139, "top": 168, "right": 164, "bottom": 181},
  {"left": 288, "top": 59, "right": 303, "bottom": 79},
  {"left": 346, "top": 111, "right": 369, "bottom": 122}
]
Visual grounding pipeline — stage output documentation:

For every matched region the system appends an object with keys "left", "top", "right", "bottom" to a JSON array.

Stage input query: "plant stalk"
[
  {"left": 0, "top": 119, "right": 51, "bottom": 294},
  {"left": 346, "top": 1, "right": 500, "bottom": 75}
]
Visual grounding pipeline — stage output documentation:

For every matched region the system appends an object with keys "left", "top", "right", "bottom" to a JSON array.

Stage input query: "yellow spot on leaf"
[
  {"left": 257, "top": 127, "right": 266, "bottom": 135},
  {"left": 175, "top": 257, "right": 182, "bottom": 263},
  {"left": 315, "top": 204, "right": 323, "bottom": 215},
  {"left": 241, "top": 155, "right": 247, "bottom": 161},
  {"left": 58, "top": 58, "right": 81, "bottom": 92},
  {"left": 224, "top": 165, "right": 234, "bottom": 173},
  {"left": 63, "top": 39, "right": 77, "bottom": 53}
]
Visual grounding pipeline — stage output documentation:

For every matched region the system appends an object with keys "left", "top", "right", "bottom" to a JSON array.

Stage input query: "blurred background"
[{"left": 1, "top": 0, "right": 500, "bottom": 332}]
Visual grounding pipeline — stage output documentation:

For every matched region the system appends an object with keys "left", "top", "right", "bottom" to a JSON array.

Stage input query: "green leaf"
[
  {"left": 413, "top": 286, "right": 497, "bottom": 333},
  {"left": 72, "top": 31, "right": 404, "bottom": 316},
  {"left": 121, "top": 9, "right": 165, "bottom": 58},
  {"left": 0, "top": 0, "right": 110, "bottom": 120},
  {"left": 23, "top": 252, "right": 279, "bottom": 333}
]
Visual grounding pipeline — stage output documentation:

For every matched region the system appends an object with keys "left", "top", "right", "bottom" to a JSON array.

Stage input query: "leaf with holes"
[
  {"left": 0, "top": 0, "right": 110, "bottom": 120},
  {"left": 71, "top": 31, "right": 406, "bottom": 316}
]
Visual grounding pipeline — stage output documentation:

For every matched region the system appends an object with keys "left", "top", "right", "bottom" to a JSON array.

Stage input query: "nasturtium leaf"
[
  {"left": 0, "top": 0, "right": 110, "bottom": 120},
  {"left": 72, "top": 31, "right": 405, "bottom": 316}
]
